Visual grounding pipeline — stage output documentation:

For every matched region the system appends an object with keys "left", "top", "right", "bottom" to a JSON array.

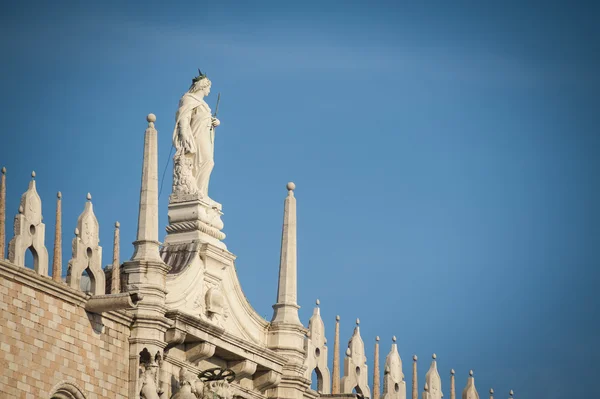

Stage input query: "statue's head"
[{"left": 189, "top": 68, "right": 212, "bottom": 96}]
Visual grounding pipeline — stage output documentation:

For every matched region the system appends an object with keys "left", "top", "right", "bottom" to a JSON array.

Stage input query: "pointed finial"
[
  {"left": 346, "top": 348, "right": 351, "bottom": 356},
  {"left": 74, "top": 227, "right": 79, "bottom": 236},
  {"left": 18, "top": 205, "right": 23, "bottom": 214},
  {"left": 509, "top": 390, "right": 513, "bottom": 397},
  {"left": 316, "top": 299, "right": 320, "bottom": 306},
  {"left": 469, "top": 370, "right": 473, "bottom": 377},
  {"left": 287, "top": 182, "right": 295, "bottom": 191},
  {"left": 57, "top": 191, "right": 62, "bottom": 199},
  {"left": 356, "top": 318, "right": 360, "bottom": 325},
  {"left": 147, "top": 113, "right": 156, "bottom": 124},
  {"left": 451, "top": 369, "right": 455, "bottom": 375},
  {"left": 115, "top": 221, "right": 120, "bottom": 228},
  {"left": 489, "top": 388, "right": 494, "bottom": 394},
  {"left": 86, "top": 193, "right": 92, "bottom": 201},
  {"left": 392, "top": 336, "right": 396, "bottom": 342},
  {"left": 432, "top": 353, "right": 437, "bottom": 360},
  {"left": 413, "top": 355, "right": 417, "bottom": 361},
  {"left": 336, "top": 315, "right": 340, "bottom": 321},
  {"left": 376, "top": 336, "right": 380, "bottom": 341},
  {"left": 31, "top": 171, "right": 36, "bottom": 179},
  {"left": 1, "top": 167, "right": 5, "bottom": 174}
]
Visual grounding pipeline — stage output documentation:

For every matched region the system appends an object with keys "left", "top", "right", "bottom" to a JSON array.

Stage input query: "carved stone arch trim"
[{"left": 49, "top": 380, "right": 87, "bottom": 399}]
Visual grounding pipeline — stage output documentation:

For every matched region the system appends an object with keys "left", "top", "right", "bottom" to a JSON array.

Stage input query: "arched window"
[{"left": 50, "top": 382, "right": 86, "bottom": 399}]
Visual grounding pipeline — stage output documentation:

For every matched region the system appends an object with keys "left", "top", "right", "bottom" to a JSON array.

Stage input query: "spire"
[
  {"left": 489, "top": 388, "right": 493, "bottom": 399},
  {"left": 111, "top": 221, "right": 121, "bottom": 293},
  {"left": 271, "top": 182, "right": 301, "bottom": 325},
  {"left": 412, "top": 356, "right": 418, "bottom": 399},
  {"left": 450, "top": 369, "right": 455, "bottom": 399},
  {"left": 131, "top": 113, "right": 161, "bottom": 262},
  {"left": 422, "top": 354, "right": 442, "bottom": 399},
  {"left": 373, "top": 336, "right": 380, "bottom": 399},
  {"left": 0, "top": 167, "right": 6, "bottom": 260},
  {"left": 332, "top": 315, "right": 341, "bottom": 394},
  {"left": 52, "top": 192, "right": 62, "bottom": 282},
  {"left": 461, "top": 370, "right": 479, "bottom": 399}
]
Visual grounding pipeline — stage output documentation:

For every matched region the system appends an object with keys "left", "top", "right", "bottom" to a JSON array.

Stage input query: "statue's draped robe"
[{"left": 173, "top": 92, "right": 214, "bottom": 197}]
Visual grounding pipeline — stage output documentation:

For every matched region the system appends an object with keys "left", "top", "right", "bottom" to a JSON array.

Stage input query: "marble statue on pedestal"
[{"left": 172, "top": 70, "right": 221, "bottom": 204}]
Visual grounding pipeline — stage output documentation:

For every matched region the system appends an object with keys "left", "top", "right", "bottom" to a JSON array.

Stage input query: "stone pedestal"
[{"left": 165, "top": 193, "right": 226, "bottom": 249}]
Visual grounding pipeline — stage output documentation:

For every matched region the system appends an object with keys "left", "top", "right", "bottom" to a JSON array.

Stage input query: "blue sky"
[{"left": 1, "top": 1, "right": 598, "bottom": 397}]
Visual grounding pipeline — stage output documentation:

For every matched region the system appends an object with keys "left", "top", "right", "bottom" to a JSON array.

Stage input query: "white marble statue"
[{"left": 172, "top": 70, "right": 221, "bottom": 203}]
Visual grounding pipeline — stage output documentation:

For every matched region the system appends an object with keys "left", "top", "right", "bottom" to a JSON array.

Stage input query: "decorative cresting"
[
  {"left": 461, "top": 370, "right": 480, "bottom": 399},
  {"left": 422, "top": 354, "right": 442, "bottom": 399},
  {"left": 332, "top": 315, "right": 341, "bottom": 394},
  {"left": 8, "top": 171, "right": 49, "bottom": 275},
  {"left": 341, "top": 319, "right": 371, "bottom": 397},
  {"left": 412, "top": 356, "right": 418, "bottom": 399},
  {"left": 304, "top": 299, "right": 331, "bottom": 393},
  {"left": 65, "top": 193, "right": 105, "bottom": 295},
  {"left": 373, "top": 337, "right": 380, "bottom": 399},
  {"left": 0, "top": 167, "right": 6, "bottom": 260},
  {"left": 52, "top": 192, "right": 62, "bottom": 282},
  {"left": 382, "top": 337, "right": 406, "bottom": 399}
]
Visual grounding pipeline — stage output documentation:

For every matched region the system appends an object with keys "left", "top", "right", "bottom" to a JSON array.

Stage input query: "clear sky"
[{"left": 1, "top": 1, "right": 598, "bottom": 398}]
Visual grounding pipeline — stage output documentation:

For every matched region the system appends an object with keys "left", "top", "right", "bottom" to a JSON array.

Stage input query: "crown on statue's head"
[{"left": 192, "top": 68, "right": 207, "bottom": 83}]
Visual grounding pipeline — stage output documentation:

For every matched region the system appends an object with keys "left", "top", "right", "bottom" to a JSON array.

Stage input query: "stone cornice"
[{"left": 165, "top": 310, "right": 288, "bottom": 370}]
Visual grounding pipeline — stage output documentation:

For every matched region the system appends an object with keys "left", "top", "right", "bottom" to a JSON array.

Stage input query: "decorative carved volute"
[
  {"left": 65, "top": 193, "right": 105, "bottom": 295},
  {"left": 341, "top": 319, "right": 371, "bottom": 397},
  {"left": 7, "top": 172, "right": 49, "bottom": 275}
]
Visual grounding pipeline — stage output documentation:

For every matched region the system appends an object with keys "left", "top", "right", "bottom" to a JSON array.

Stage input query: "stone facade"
[
  {"left": 0, "top": 261, "right": 131, "bottom": 398},
  {"left": 0, "top": 76, "right": 518, "bottom": 399}
]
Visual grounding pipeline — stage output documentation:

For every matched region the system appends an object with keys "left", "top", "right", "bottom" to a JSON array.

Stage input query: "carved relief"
[{"left": 173, "top": 154, "right": 198, "bottom": 196}]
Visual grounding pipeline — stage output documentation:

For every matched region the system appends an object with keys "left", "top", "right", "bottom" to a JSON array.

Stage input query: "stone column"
[
  {"left": 332, "top": 315, "right": 341, "bottom": 394},
  {"left": 373, "top": 336, "right": 380, "bottom": 399},
  {"left": 52, "top": 192, "right": 62, "bottom": 282},
  {"left": 0, "top": 167, "right": 5, "bottom": 260}
]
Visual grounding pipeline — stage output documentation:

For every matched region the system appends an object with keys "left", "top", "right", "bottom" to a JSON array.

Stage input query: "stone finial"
[
  {"left": 422, "top": 353, "right": 442, "bottom": 399},
  {"left": 489, "top": 388, "right": 493, "bottom": 399},
  {"left": 65, "top": 196, "right": 105, "bottom": 294},
  {"left": 51, "top": 191, "right": 62, "bottom": 282},
  {"left": 381, "top": 333, "right": 405, "bottom": 399},
  {"left": 129, "top": 112, "right": 162, "bottom": 263},
  {"left": 412, "top": 355, "right": 418, "bottom": 399},
  {"left": 316, "top": 298, "right": 320, "bottom": 306},
  {"left": 450, "top": 368, "right": 456, "bottom": 399},
  {"left": 373, "top": 334, "right": 381, "bottom": 399},
  {"left": 303, "top": 296, "right": 331, "bottom": 393},
  {"left": 31, "top": 171, "right": 36, "bottom": 179},
  {"left": 0, "top": 166, "right": 5, "bottom": 260},
  {"left": 287, "top": 181, "right": 295, "bottom": 191},
  {"left": 111, "top": 221, "right": 121, "bottom": 294},
  {"left": 332, "top": 314, "right": 341, "bottom": 394},
  {"left": 461, "top": 370, "right": 479, "bottom": 399},
  {"left": 340, "top": 319, "right": 371, "bottom": 397},
  {"left": 271, "top": 181, "right": 301, "bottom": 325},
  {"left": 8, "top": 173, "right": 49, "bottom": 275},
  {"left": 86, "top": 192, "right": 92, "bottom": 201},
  {"left": 508, "top": 390, "right": 513, "bottom": 398}
]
